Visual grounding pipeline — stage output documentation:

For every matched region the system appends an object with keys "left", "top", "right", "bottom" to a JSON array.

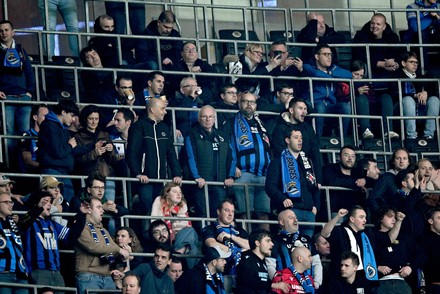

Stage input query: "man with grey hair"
[{"left": 183, "top": 105, "right": 234, "bottom": 218}]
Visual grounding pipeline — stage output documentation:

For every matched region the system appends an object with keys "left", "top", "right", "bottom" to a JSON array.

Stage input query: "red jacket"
[{"left": 271, "top": 268, "right": 314, "bottom": 294}]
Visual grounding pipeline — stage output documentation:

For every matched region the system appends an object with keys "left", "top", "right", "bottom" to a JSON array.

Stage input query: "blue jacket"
[
  {"left": 37, "top": 111, "right": 75, "bottom": 172},
  {"left": 302, "top": 63, "right": 352, "bottom": 104},
  {"left": 407, "top": 0, "right": 440, "bottom": 33}
]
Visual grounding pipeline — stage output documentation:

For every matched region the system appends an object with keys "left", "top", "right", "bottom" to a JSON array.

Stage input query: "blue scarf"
[
  {"left": 204, "top": 263, "right": 226, "bottom": 294},
  {"left": 288, "top": 264, "right": 315, "bottom": 293},
  {"left": 361, "top": 232, "right": 378, "bottom": 280},
  {"left": 214, "top": 221, "right": 242, "bottom": 275},
  {"left": 281, "top": 149, "right": 301, "bottom": 198},
  {"left": 233, "top": 112, "right": 269, "bottom": 155}
]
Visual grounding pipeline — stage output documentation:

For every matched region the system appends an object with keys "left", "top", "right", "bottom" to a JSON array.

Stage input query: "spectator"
[
  {"left": 18, "top": 191, "right": 70, "bottom": 289},
  {"left": 126, "top": 98, "right": 182, "bottom": 229},
  {"left": 232, "top": 43, "right": 282, "bottom": 97},
  {"left": 201, "top": 199, "right": 250, "bottom": 276},
  {"left": 110, "top": 108, "right": 135, "bottom": 177},
  {"left": 322, "top": 146, "right": 376, "bottom": 215},
  {"left": 350, "top": 60, "right": 397, "bottom": 140},
  {"left": 183, "top": 105, "right": 234, "bottom": 218},
  {"left": 209, "top": 83, "right": 239, "bottom": 129},
  {"left": 174, "top": 245, "right": 231, "bottom": 294},
  {"left": 371, "top": 206, "right": 423, "bottom": 293},
  {"left": 416, "top": 158, "right": 440, "bottom": 190},
  {"left": 368, "top": 147, "right": 412, "bottom": 214},
  {"left": 79, "top": 47, "right": 115, "bottom": 104},
  {"left": 267, "top": 41, "right": 303, "bottom": 77},
  {"left": 229, "top": 92, "right": 272, "bottom": 226},
  {"left": 140, "top": 71, "right": 166, "bottom": 106},
  {"left": 151, "top": 182, "right": 199, "bottom": 268},
  {"left": 352, "top": 13, "right": 401, "bottom": 88},
  {"left": 236, "top": 229, "right": 287, "bottom": 294},
  {"left": 321, "top": 207, "right": 378, "bottom": 281},
  {"left": 404, "top": 0, "right": 440, "bottom": 67},
  {"left": 121, "top": 274, "right": 142, "bottom": 294},
  {"left": 171, "top": 77, "right": 204, "bottom": 138},
  {"left": 135, "top": 10, "right": 183, "bottom": 70},
  {"left": 269, "top": 209, "right": 323, "bottom": 289},
  {"left": 271, "top": 97, "right": 322, "bottom": 182},
  {"left": 40, "top": 176, "right": 69, "bottom": 226},
  {"left": 395, "top": 51, "right": 440, "bottom": 140},
  {"left": 420, "top": 208, "right": 440, "bottom": 293},
  {"left": 38, "top": 0, "right": 79, "bottom": 57},
  {"left": 142, "top": 220, "right": 172, "bottom": 254},
  {"left": 114, "top": 226, "right": 145, "bottom": 272},
  {"left": 74, "top": 105, "right": 119, "bottom": 200},
  {"left": 112, "top": 75, "right": 138, "bottom": 109},
  {"left": 298, "top": 43, "right": 352, "bottom": 137},
  {"left": 74, "top": 196, "right": 130, "bottom": 294},
  {"left": 0, "top": 192, "right": 29, "bottom": 293},
  {"left": 113, "top": 243, "right": 175, "bottom": 294},
  {"left": 325, "top": 251, "right": 372, "bottom": 294},
  {"left": 297, "top": 12, "right": 346, "bottom": 64},
  {"left": 271, "top": 247, "right": 315, "bottom": 294},
  {"left": 19, "top": 104, "right": 49, "bottom": 173},
  {"left": 0, "top": 20, "right": 35, "bottom": 170},
  {"left": 167, "top": 258, "right": 183, "bottom": 283},
  {"left": 88, "top": 15, "right": 119, "bottom": 67},
  {"left": 313, "top": 233, "right": 331, "bottom": 287},
  {"left": 38, "top": 99, "right": 80, "bottom": 202},
  {"left": 170, "top": 41, "right": 216, "bottom": 104},
  {"left": 265, "top": 128, "right": 320, "bottom": 238}
]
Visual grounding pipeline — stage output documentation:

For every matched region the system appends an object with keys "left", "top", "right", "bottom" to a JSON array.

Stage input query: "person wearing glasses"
[
  {"left": 0, "top": 192, "right": 29, "bottom": 293},
  {"left": 210, "top": 83, "right": 240, "bottom": 129},
  {"left": 297, "top": 43, "right": 352, "bottom": 138},
  {"left": 233, "top": 43, "right": 283, "bottom": 97},
  {"left": 183, "top": 106, "right": 234, "bottom": 221},
  {"left": 229, "top": 92, "right": 272, "bottom": 228},
  {"left": 170, "top": 41, "right": 216, "bottom": 104}
]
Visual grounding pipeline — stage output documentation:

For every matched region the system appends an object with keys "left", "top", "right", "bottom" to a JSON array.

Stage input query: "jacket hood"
[
  {"left": 360, "top": 20, "right": 396, "bottom": 39},
  {"left": 44, "top": 111, "right": 64, "bottom": 128},
  {"left": 414, "top": 0, "right": 437, "bottom": 8}
]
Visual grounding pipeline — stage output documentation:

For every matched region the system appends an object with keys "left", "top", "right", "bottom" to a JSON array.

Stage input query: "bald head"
[
  {"left": 277, "top": 209, "right": 299, "bottom": 233},
  {"left": 291, "top": 247, "right": 313, "bottom": 273},
  {"left": 148, "top": 98, "right": 167, "bottom": 122}
]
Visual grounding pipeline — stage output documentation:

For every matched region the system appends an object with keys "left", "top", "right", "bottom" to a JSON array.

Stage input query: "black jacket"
[
  {"left": 271, "top": 112, "right": 322, "bottom": 183},
  {"left": 135, "top": 20, "right": 183, "bottom": 65},
  {"left": 37, "top": 111, "right": 75, "bottom": 172},
  {"left": 127, "top": 261, "right": 174, "bottom": 294},
  {"left": 126, "top": 115, "right": 181, "bottom": 179}
]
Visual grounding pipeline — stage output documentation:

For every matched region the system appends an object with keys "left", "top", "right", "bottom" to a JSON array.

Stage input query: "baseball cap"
[
  {"left": 0, "top": 175, "right": 15, "bottom": 185},
  {"left": 40, "top": 177, "right": 64, "bottom": 189},
  {"left": 203, "top": 245, "right": 231, "bottom": 264}
]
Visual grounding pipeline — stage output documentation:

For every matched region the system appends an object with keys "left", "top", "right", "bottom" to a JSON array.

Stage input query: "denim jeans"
[
  {"left": 38, "top": 0, "right": 79, "bottom": 57},
  {"left": 376, "top": 279, "right": 412, "bottom": 294},
  {"left": 0, "top": 273, "right": 29, "bottom": 294},
  {"left": 402, "top": 95, "right": 440, "bottom": 137},
  {"left": 292, "top": 208, "right": 316, "bottom": 239},
  {"left": 174, "top": 227, "right": 199, "bottom": 268},
  {"left": 233, "top": 172, "right": 270, "bottom": 214},
  {"left": 76, "top": 273, "right": 115, "bottom": 294},
  {"left": 29, "top": 269, "right": 65, "bottom": 288},
  {"left": 191, "top": 185, "right": 227, "bottom": 218},
  {"left": 356, "top": 93, "right": 394, "bottom": 134},
  {"left": 314, "top": 100, "right": 351, "bottom": 137},
  {"left": 105, "top": 2, "right": 145, "bottom": 35}
]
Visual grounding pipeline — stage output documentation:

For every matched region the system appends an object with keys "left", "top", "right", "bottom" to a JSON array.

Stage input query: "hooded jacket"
[
  {"left": 37, "top": 111, "right": 75, "bottom": 172},
  {"left": 127, "top": 261, "right": 175, "bottom": 294}
]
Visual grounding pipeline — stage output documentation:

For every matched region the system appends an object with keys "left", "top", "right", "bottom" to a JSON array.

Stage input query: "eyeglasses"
[
  {"left": 406, "top": 60, "right": 419, "bottom": 65},
  {"left": 200, "top": 115, "right": 215, "bottom": 120},
  {"left": 224, "top": 91, "right": 238, "bottom": 95},
  {"left": 0, "top": 200, "right": 14, "bottom": 206},
  {"left": 182, "top": 84, "right": 198, "bottom": 88},
  {"left": 91, "top": 186, "right": 105, "bottom": 191},
  {"left": 119, "top": 86, "right": 133, "bottom": 89},
  {"left": 318, "top": 52, "right": 332, "bottom": 57},
  {"left": 152, "top": 228, "right": 168, "bottom": 236},
  {"left": 251, "top": 50, "right": 264, "bottom": 55},
  {"left": 183, "top": 48, "right": 197, "bottom": 53},
  {"left": 280, "top": 91, "right": 294, "bottom": 96},
  {"left": 241, "top": 100, "right": 257, "bottom": 105}
]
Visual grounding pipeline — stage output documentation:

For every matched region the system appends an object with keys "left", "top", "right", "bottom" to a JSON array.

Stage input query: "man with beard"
[
  {"left": 236, "top": 229, "right": 290, "bottom": 294},
  {"left": 135, "top": 10, "right": 183, "bottom": 70},
  {"left": 322, "top": 146, "right": 376, "bottom": 215},
  {"left": 174, "top": 245, "right": 231, "bottom": 294},
  {"left": 271, "top": 98, "right": 322, "bottom": 183},
  {"left": 113, "top": 244, "right": 175, "bottom": 294}
]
